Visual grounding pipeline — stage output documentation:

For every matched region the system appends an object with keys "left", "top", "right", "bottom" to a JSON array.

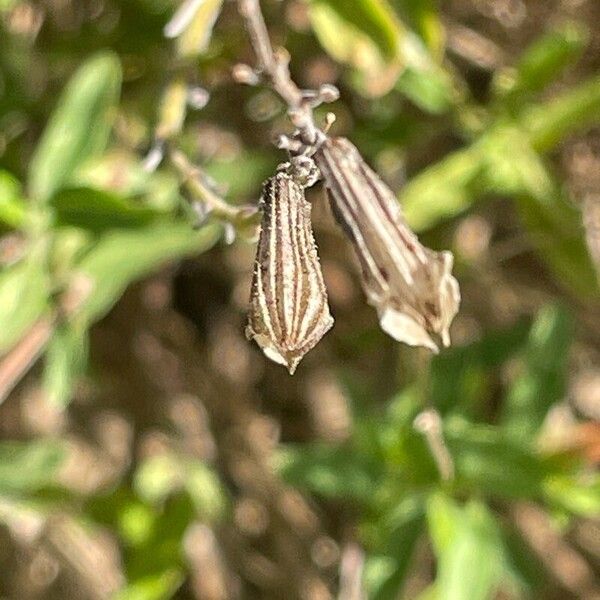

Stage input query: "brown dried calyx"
[
  {"left": 246, "top": 158, "right": 333, "bottom": 373},
  {"left": 314, "top": 137, "right": 460, "bottom": 352}
]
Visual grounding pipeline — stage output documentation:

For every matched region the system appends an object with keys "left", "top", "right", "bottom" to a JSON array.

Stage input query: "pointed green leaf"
[
  {"left": 525, "top": 74, "right": 600, "bottom": 152},
  {"left": 0, "top": 170, "right": 26, "bottom": 230},
  {"left": 425, "top": 492, "right": 463, "bottom": 556},
  {"left": 402, "top": 145, "right": 484, "bottom": 231},
  {"left": 430, "top": 319, "right": 530, "bottom": 416},
  {"left": 501, "top": 305, "right": 572, "bottom": 440},
  {"left": 0, "top": 253, "right": 49, "bottom": 353},
  {"left": 544, "top": 475, "right": 600, "bottom": 517},
  {"left": 75, "top": 222, "right": 221, "bottom": 324},
  {"left": 51, "top": 187, "right": 161, "bottom": 233},
  {"left": 364, "top": 517, "right": 423, "bottom": 600},
  {"left": 427, "top": 496, "right": 505, "bottom": 600},
  {"left": 115, "top": 569, "right": 184, "bottom": 600},
  {"left": 308, "top": 0, "right": 405, "bottom": 95},
  {"left": 446, "top": 419, "right": 550, "bottom": 499},
  {"left": 42, "top": 322, "right": 88, "bottom": 408},
  {"left": 391, "top": 0, "right": 445, "bottom": 60},
  {"left": 309, "top": 0, "right": 401, "bottom": 61},
  {"left": 396, "top": 65, "right": 455, "bottom": 114},
  {"left": 29, "top": 52, "right": 122, "bottom": 202},
  {"left": 0, "top": 440, "right": 65, "bottom": 494},
  {"left": 276, "top": 443, "right": 381, "bottom": 502},
  {"left": 495, "top": 23, "right": 587, "bottom": 103}
]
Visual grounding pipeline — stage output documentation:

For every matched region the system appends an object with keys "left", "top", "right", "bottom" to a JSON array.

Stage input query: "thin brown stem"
[
  {"left": 0, "top": 274, "right": 93, "bottom": 405},
  {"left": 169, "top": 149, "right": 259, "bottom": 227},
  {"left": 0, "top": 316, "right": 55, "bottom": 404},
  {"left": 237, "top": 0, "right": 321, "bottom": 144}
]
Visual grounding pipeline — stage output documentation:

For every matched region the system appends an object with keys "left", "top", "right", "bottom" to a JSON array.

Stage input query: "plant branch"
[
  {"left": 238, "top": 0, "right": 301, "bottom": 104},
  {"left": 169, "top": 148, "right": 259, "bottom": 229},
  {"left": 236, "top": 0, "right": 338, "bottom": 146}
]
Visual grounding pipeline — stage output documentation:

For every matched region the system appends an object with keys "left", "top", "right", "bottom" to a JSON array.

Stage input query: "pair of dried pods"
[{"left": 246, "top": 137, "right": 461, "bottom": 373}]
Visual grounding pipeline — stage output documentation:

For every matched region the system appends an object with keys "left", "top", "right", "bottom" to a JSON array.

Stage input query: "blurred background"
[{"left": 0, "top": 0, "right": 599, "bottom": 598}]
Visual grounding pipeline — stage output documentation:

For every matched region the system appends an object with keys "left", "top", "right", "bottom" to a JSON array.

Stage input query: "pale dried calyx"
[
  {"left": 314, "top": 136, "right": 460, "bottom": 353},
  {"left": 246, "top": 160, "right": 333, "bottom": 373}
]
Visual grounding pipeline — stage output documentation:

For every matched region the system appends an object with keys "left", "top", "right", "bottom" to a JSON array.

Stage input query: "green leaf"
[
  {"left": 134, "top": 453, "right": 227, "bottom": 521},
  {"left": 134, "top": 455, "right": 181, "bottom": 506},
  {"left": 403, "top": 75, "right": 600, "bottom": 232},
  {"left": 28, "top": 52, "right": 122, "bottom": 202},
  {"left": 0, "top": 170, "right": 26, "bottom": 229},
  {"left": 479, "top": 126, "right": 598, "bottom": 297},
  {"left": 165, "top": 0, "right": 224, "bottom": 58},
  {"left": 308, "top": 0, "right": 404, "bottom": 96},
  {"left": 501, "top": 305, "right": 572, "bottom": 440},
  {"left": 74, "top": 152, "right": 184, "bottom": 212},
  {"left": 123, "top": 494, "right": 194, "bottom": 580},
  {"left": 115, "top": 569, "right": 184, "bottom": 600},
  {"left": 525, "top": 74, "right": 600, "bottom": 152},
  {"left": 431, "top": 500, "right": 505, "bottom": 600},
  {"left": 479, "top": 125, "right": 555, "bottom": 199},
  {"left": 376, "top": 391, "right": 440, "bottom": 485},
  {"left": 446, "top": 419, "right": 550, "bottom": 500},
  {"left": 42, "top": 322, "right": 88, "bottom": 408},
  {"left": 402, "top": 145, "right": 484, "bottom": 231},
  {"left": 75, "top": 222, "right": 221, "bottom": 324},
  {"left": 515, "top": 189, "right": 598, "bottom": 298},
  {"left": 544, "top": 475, "right": 600, "bottom": 517},
  {"left": 502, "top": 525, "right": 547, "bottom": 595},
  {"left": 404, "top": 121, "right": 598, "bottom": 295},
  {"left": 495, "top": 23, "right": 588, "bottom": 103},
  {"left": 430, "top": 319, "right": 530, "bottom": 416},
  {"left": 396, "top": 65, "right": 455, "bottom": 114},
  {"left": 0, "top": 440, "right": 66, "bottom": 494},
  {"left": 427, "top": 496, "right": 507, "bottom": 600},
  {"left": 0, "top": 253, "right": 49, "bottom": 353},
  {"left": 51, "top": 187, "right": 161, "bottom": 233},
  {"left": 309, "top": 0, "right": 401, "bottom": 61},
  {"left": 364, "top": 522, "right": 423, "bottom": 600},
  {"left": 364, "top": 500, "right": 425, "bottom": 600},
  {"left": 391, "top": 0, "right": 445, "bottom": 60},
  {"left": 425, "top": 492, "right": 463, "bottom": 556},
  {"left": 275, "top": 443, "right": 381, "bottom": 503},
  {"left": 184, "top": 460, "right": 228, "bottom": 521}
]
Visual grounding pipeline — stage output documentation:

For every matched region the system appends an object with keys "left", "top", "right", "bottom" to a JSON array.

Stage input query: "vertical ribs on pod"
[
  {"left": 246, "top": 165, "right": 333, "bottom": 373},
  {"left": 315, "top": 137, "right": 460, "bottom": 352}
]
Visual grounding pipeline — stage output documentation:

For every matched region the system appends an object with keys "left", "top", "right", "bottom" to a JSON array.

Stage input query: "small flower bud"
[
  {"left": 187, "top": 86, "right": 210, "bottom": 109},
  {"left": 232, "top": 63, "right": 260, "bottom": 86},
  {"left": 318, "top": 84, "right": 340, "bottom": 103}
]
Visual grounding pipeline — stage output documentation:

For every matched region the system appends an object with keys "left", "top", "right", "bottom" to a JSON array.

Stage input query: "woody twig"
[{"left": 235, "top": 0, "right": 338, "bottom": 149}]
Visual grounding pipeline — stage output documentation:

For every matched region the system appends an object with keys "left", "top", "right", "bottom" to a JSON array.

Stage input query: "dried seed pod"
[
  {"left": 315, "top": 137, "right": 460, "bottom": 352},
  {"left": 246, "top": 163, "right": 333, "bottom": 373}
]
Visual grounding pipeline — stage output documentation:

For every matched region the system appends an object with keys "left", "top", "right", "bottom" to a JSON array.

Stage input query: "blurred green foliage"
[{"left": 0, "top": 0, "right": 599, "bottom": 598}]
